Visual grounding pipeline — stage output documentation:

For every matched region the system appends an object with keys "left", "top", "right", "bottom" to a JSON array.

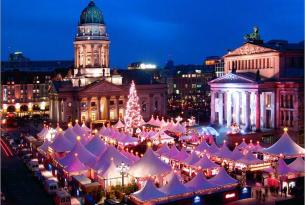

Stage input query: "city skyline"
[{"left": 2, "top": 0, "right": 304, "bottom": 68}]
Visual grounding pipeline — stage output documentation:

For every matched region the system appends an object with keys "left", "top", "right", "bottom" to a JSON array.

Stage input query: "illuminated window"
[
  {"left": 173, "top": 84, "right": 176, "bottom": 88},
  {"left": 176, "top": 90, "right": 180, "bottom": 94}
]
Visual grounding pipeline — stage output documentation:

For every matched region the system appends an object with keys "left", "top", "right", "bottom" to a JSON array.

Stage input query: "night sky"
[{"left": 2, "top": 0, "right": 304, "bottom": 68}]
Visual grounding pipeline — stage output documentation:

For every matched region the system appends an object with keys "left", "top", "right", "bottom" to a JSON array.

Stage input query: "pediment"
[
  {"left": 209, "top": 73, "right": 256, "bottom": 84},
  {"left": 80, "top": 80, "right": 124, "bottom": 94},
  {"left": 225, "top": 43, "right": 278, "bottom": 57}
]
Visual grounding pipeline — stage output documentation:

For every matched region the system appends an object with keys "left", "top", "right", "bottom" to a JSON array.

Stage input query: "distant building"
[
  {"left": 209, "top": 27, "right": 304, "bottom": 140},
  {"left": 1, "top": 70, "right": 54, "bottom": 117},
  {"left": 127, "top": 62, "right": 157, "bottom": 70},
  {"left": 167, "top": 64, "right": 215, "bottom": 120},
  {"left": 49, "top": 1, "right": 167, "bottom": 123},
  {"left": 204, "top": 56, "right": 225, "bottom": 78}
]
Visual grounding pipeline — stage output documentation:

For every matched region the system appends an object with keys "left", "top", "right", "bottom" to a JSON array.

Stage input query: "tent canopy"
[
  {"left": 50, "top": 132, "right": 73, "bottom": 152},
  {"left": 128, "top": 148, "right": 172, "bottom": 178},
  {"left": 85, "top": 135, "right": 108, "bottom": 157},
  {"left": 183, "top": 152, "right": 200, "bottom": 165},
  {"left": 64, "top": 155, "right": 88, "bottom": 173},
  {"left": 113, "top": 120, "right": 125, "bottom": 129},
  {"left": 195, "top": 141, "right": 210, "bottom": 152},
  {"left": 262, "top": 132, "right": 305, "bottom": 157},
  {"left": 277, "top": 158, "right": 298, "bottom": 176},
  {"left": 159, "top": 173, "right": 190, "bottom": 196},
  {"left": 132, "top": 180, "right": 166, "bottom": 202},
  {"left": 208, "top": 167, "right": 238, "bottom": 186},
  {"left": 287, "top": 157, "right": 305, "bottom": 173},
  {"left": 185, "top": 172, "right": 216, "bottom": 191},
  {"left": 193, "top": 155, "right": 219, "bottom": 170}
]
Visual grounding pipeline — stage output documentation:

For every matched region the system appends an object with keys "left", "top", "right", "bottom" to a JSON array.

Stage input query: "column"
[
  {"left": 260, "top": 92, "right": 265, "bottom": 128},
  {"left": 97, "top": 97, "right": 101, "bottom": 120},
  {"left": 49, "top": 97, "right": 53, "bottom": 120},
  {"left": 106, "top": 96, "right": 111, "bottom": 120},
  {"left": 74, "top": 46, "right": 77, "bottom": 68},
  {"left": 293, "top": 94, "right": 298, "bottom": 129},
  {"left": 210, "top": 91, "right": 216, "bottom": 124},
  {"left": 255, "top": 91, "right": 260, "bottom": 130},
  {"left": 226, "top": 92, "right": 232, "bottom": 127},
  {"left": 245, "top": 91, "right": 251, "bottom": 131},
  {"left": 218, "top": 92, "right": 223, "bottom": 125},
  {"left": 91, "top": 45, "right": 94, "bottom": 67},
  {"left": 149, "top": 94, "right": 154, "bottom": 115},
  {"left": 116, "top": 96, "right": 120, "bottom": 120},
  {"left": 87, "top": 97, "right": 91, "bottom": 121},
  {"left": 270, "top": 92, "right": 275, "bottom": 128},
  {"left": 236, "top": 92, "right": 240, "bottom": 125},
  {"left": 83, "top": 45, "right": 86, "bottom": 68}
]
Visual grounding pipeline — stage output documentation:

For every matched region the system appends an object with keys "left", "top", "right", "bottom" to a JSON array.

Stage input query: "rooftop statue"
[{"left": 244, "top": 26, "right": 263, "bottom": 43}]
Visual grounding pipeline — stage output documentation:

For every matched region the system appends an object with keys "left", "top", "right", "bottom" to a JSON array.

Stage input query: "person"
[
  {"left": 265, "top": 186, "right": 269, "bottom": 197},
  {"left": 283, "top": 186, "right": 287, "bottom": 197},
  {"left": 276, "top": 186, "right": 279, "bottom": 196}
]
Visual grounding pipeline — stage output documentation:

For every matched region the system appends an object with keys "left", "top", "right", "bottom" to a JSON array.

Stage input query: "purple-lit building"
[{"left": 209, "top": 37, "right": 304, "bottom": 135}]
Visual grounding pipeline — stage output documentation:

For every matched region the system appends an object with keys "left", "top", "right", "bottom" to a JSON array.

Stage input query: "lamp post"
[{"left": 117, "top": 162, "right": 129, "bottom": 193}]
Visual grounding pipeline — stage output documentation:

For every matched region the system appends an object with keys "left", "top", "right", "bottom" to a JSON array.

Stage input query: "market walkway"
[{"left": 1, "top": 137, "right": 53, "bottom": 205}]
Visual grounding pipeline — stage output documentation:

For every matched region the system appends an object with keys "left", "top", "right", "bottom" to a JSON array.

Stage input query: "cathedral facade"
[{"left": 49, "top": 1, "right": 167, "bottom": 123}]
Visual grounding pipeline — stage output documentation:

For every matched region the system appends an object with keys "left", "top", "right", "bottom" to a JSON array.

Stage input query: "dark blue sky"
[{"left": 2, "top": 0, "right": 304, "bottom": 68}]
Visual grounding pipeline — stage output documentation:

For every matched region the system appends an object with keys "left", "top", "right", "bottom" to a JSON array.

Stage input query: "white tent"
[
  {"left": 99, "top": 159, "right": 121, "bottom": 179},
  {"left": 63, "top": 126, "right": 79, "bottom": 144},
  {"left": 193, "top": 154, "right": 219, "bottom": 170},
  {"left": 237, "top": 152, "right": 263, "bottom": 165},
  {"left": 128, "top": 148, "right": 172, "bottom": 178},
  {"left": 37, "top": 139, "right": 51, "bottom": 154},
  {"left": 131, "top": 180, "right": 166, "bottom": 202},
  {"left": 195, "top": 141, "right": 210, "bottom": 152},
  {"left": 85, "top": 135, "right": 108, "bottom": 157},
  {"left": 183, "top": 152, "right": 200, "bottom": 165},
  {"left": 262, "top": 131, "right": 305, "bottom": 157},
  {"left": 208, "top": 167, "right": 238, "bottom": 186},
  {"left": 117, "top": 134, "right": 138, "bottom": 146},
  {"left": 159, "top": 173, "right": 190, "bottom": 196},
  {"left": 94, "top": 146, "right": 132, "bottom": 171},
  {"left": 287, "top": 157, "right": 305, "bottom": 173},
  {"left": 155, "top": 117, "right": 162, "bottom": 127},
  {"left": 73, "top": 123, "right": 87, "bottom": 137},
  {"left": 151, "top": 131, "right": 175, "bottom": 144},
  {"left": 59, "top": 141, "right": 96, "bottom": 167},
  {"left": 251, "top": 142, "right": 263, "bottom": 152},
  {"left": 214, "top": 144, "right": 233, "bottom": 159},
  {"left": 229, "top": 147, "right": 244, "bottom": 161},
  {"left": 155, "top": 144, "right": 171, "bottom": 156},
  {"left": 64, "top": 155, "right": 89, "bottom": 174},
  {"left": 207, "top": 142, "right": 220, "bottom": 154},
  {"left": 277, "top": 158, "right": 298, "bottom": 176},
  {"left": 121, "top": 150, "right": 140, "bottom": 163},
  {"left": 163, "top": 145, "right": 180, "bottom": 159},
  {"left": 81, "top": 123, "right": 91, "bottom": 132},
  {"left": 50, "top": 131, "right": 73, "bottom": 152},
  {"left": 113, "top": 120, "right": 125, "bottom": 129},
  {"left": 237, "top": 140, "right": 248, "bottom": 150},
  {"left": 37, "top": 126, "right": 49, "bottom": 139},
  {"left": 146, "top": 116, "right": 159, "bottom": 127},
  {"left": 185, "top": 172, "right": 216, "bottom": 191},
  {"left": 171, "top": 148, "right": 190, "bottom": 161}
]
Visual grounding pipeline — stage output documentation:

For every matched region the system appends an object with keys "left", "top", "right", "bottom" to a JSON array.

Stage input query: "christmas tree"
[{"left": 124, "top": 81, "right": 143, "bottom": 132}]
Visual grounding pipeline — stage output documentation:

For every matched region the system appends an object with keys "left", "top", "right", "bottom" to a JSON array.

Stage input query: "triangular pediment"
[
  {"left": 80, "top": 80, "right": 124, "bottom": 93},
  {"left": 225, "top": 43, "right": 278, "bottom": 57},
  {"left": 209, "top": 73, "right": 257, "bottom": 84}
]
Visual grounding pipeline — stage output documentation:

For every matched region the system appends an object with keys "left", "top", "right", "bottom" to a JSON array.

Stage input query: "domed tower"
[{"left": 73, "top": 0, "right": 110, "bottom": 84}]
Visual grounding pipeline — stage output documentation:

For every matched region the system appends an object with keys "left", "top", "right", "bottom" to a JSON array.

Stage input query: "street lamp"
[{"left": 117, "top": 162, "right": 129, "bottom": 192}]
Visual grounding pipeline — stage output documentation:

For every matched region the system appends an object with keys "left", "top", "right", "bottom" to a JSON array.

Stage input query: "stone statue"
[{"left": 244, "top": 26, "right": 262, "bottom": 43}]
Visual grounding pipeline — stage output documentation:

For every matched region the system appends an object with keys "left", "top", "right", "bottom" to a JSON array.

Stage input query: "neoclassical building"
[
  {"left": 209, "top": 31, "right": 304, "bottom": 132},
  {"left": 49, "top": 1, "right": 167, "bottom": 123}
]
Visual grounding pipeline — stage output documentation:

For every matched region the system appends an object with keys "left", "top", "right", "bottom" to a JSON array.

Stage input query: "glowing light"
[
  {"left": 15, "top": 103, "right": 20, "bottom": 111},
  {"left": 76, "top": 136, "right": 81, "bottom": 141},
  {"left": 225, "top": 193, "right": 236, "bottom": 199},
  {"left": 40, "top": 101, "right": 46, "bottom": 110},
  {"left": 147, "top": 141, "right": 152, "bottom": 147},
  {"left": 3, "top": 104, "right": 8, "bottom": 110},
  {"left": 139, "top": 63, "right": 156, "bottom": 69},
  {"left": 75, "top": 119, "right": 79, "bottom": 123},
  {"left": 283, "top": 127, "right": 288, "bottom": 132},
  {"left": 74, "top": 153, "right": 78, "bottom": 157}
]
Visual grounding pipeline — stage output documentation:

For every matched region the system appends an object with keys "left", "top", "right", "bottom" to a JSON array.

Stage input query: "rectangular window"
[
  {"left": 173, "top": 84, "right": 176, "bottom": 88},
  {"left": 119, "top": 100, "right": 123, "bottom": 105},
  {"left": 109, "top": 100, "right": 114, "bottom": 106},
  {"left": 91, "top": 102, "right": 96, "bottom": 107}
]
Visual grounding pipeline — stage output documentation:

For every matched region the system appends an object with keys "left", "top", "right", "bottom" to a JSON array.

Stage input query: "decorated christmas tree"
[{"left": 124, "top": 81, "right": 143, "bottom": 133}]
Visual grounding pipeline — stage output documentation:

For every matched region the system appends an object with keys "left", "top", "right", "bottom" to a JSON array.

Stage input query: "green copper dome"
[{"left": 80, "top": 1, "right": 104, "bottom": 24}]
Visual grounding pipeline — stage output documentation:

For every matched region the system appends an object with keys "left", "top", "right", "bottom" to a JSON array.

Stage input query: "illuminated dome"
[{"left": 80, "top": 1, "right": 104, "bottom": 24}]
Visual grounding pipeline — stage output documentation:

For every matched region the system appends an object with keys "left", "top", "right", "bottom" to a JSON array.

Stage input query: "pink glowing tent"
[
  {"left": 193, "top": 154, "right": 219, "bottom": 170},
  {"left": 195, "top": 141, "right": 210, "bottom": 152},
  {"left": 229, "top": 147, "right": 244, "bottom": 161},
  {"left": 64, "top": 155, "right": 89, "bottom": 173},
  {"left": 171, "top": 148, "right": 190, "bottom": 161},
  {"left": 50, "top": 132, "right": 73, "bottom": 152},
  {"left": 121, "top": 150, "right": 140, "bottom": 162},
  {"left": 207, "top": 142, "right": 220, "bottom": 154},
  {"left": 155, "top": 117, "right": 162, "bottom": 127},
  {"left": 81, "top": 123, "right": 91, "bottom": 132},
  {"left": 287, "top": 157, "right": 305, "bottom": 173},
  {"left": 151, "top": 131, "right": 175, "bottom": 144},
  {"left": 73, "top": 123, "right": 87, "bottom": 136},
  {"left": 262, "top": 132, "right": 305, "bottom": 157},
  {"left": 183, "top": 152, "right": 200, "bottom": 165},
  {"left": 277, "top": 158, "right": 298, "bottom": 176},
  {"left": 160, "top": 118, "right": 168, "bottom": 127},
  {"left": 146, "top": 116, "right": 159, "bottom": 127},
  {"left": 37, "top": 126, "right": 49, "bottom": 138},
  {"left": 159, "top": 173, "right": 190, "bottom": 196},
  {"left": 38, "top": 139, "right": 51, "bottom": 154},
  {"left": 237, "top": 152, "right": 263, "bottom": 165},
  {"left": 163, "top": 145, "right": 180, "bottom": 159},
  {"left": 131, "top": 180, "right": 166, "bottom": 202},
  {"left": 113, "top": 120, "right": 125, "bottom": 129},
  {"left": 117, "top": 134, "right": 139, "bottom": 146},
  {"left": 251, "top": 143, "right": 263, "bottom": 152},
  {"left": 128, "top": 148, "right": 172, "bottom": 178},
  {"left": 94, "top": 146, "right": 132, "bottom": 171},
  {"left": 155, "top": 144, "right": 171, "bottom": 156},
  {"left": 85, "top": 135, "right": 108, "bottom": 157},
  {"left": 237, "top": 140, "right": 248, "bottom": 150},
  {"left": 185, "top": 172, "right": 216, "bottom": 191},
  {"left": 63, "top": 126, "right": 80, "bottom": 144},
  {"left": 208, "top": 167, "right": 238, "bottom": 186},
  {"left": 214, "top": 144, "right": 233, "bottom": 159},
  {"left": 59, "top": 141, "right": 96, "bottom": 167},
  {"left": 99, "top": 160, "right": 121, "bottom": 179}
]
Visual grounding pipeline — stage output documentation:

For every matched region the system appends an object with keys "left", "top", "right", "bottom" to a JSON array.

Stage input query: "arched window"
[
  {"left": 154, "top": 100, "right": 158, "bottom": 111},
  {"left": 141, "top": 101, "right": 147, "bottom": 112}
]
